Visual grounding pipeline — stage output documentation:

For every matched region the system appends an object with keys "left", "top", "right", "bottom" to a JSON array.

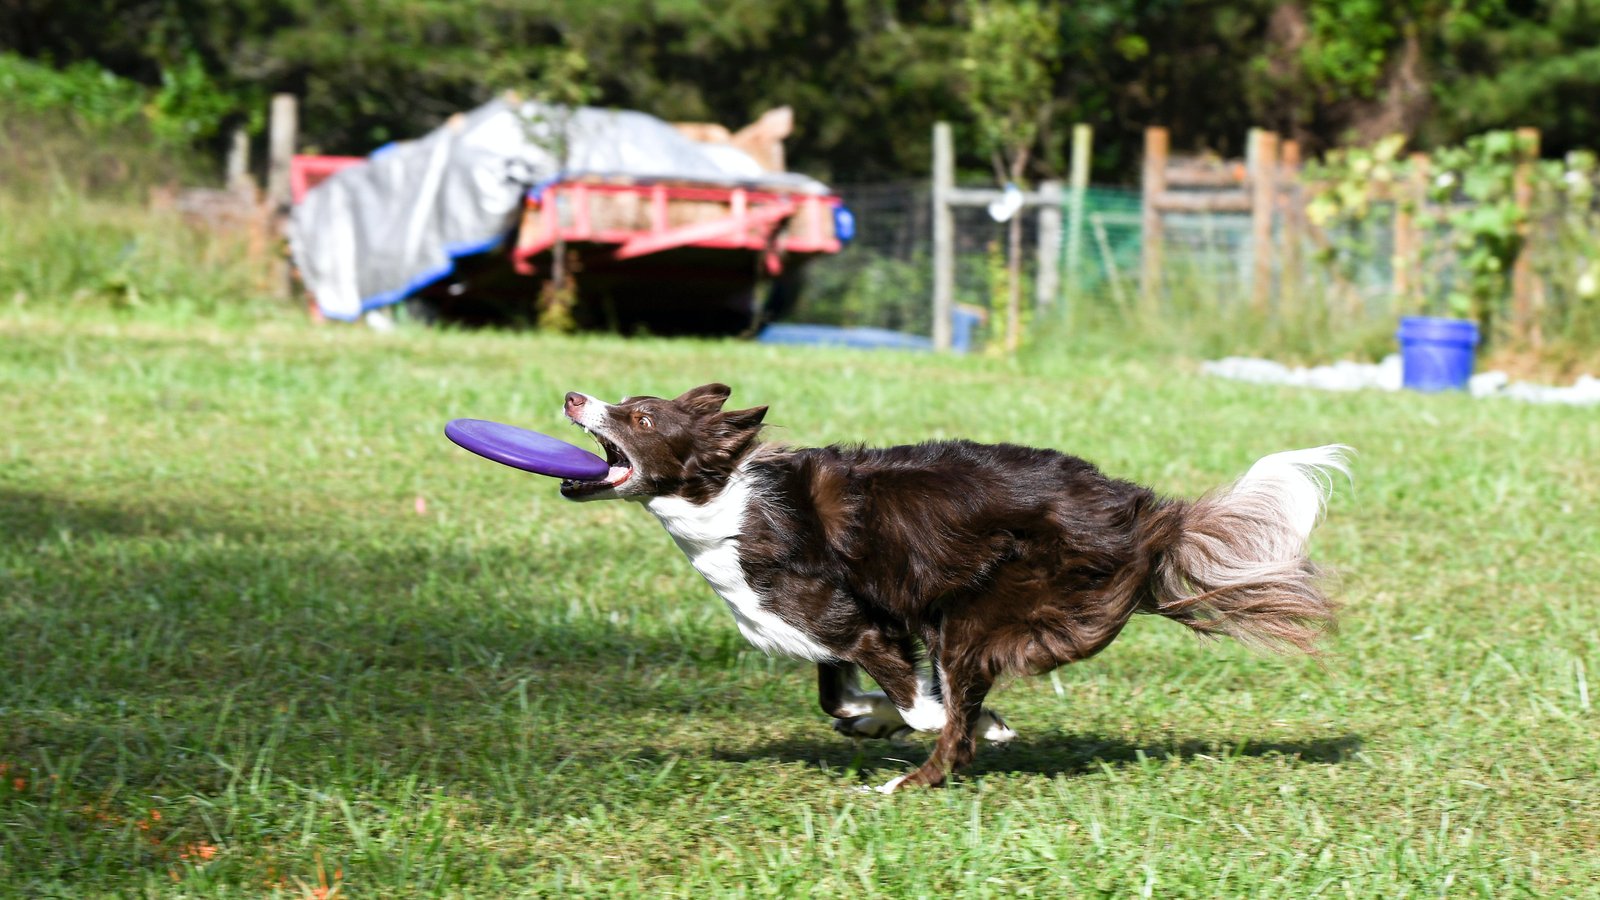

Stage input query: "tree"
[
  {"left": 6, "top": 0, "right": 1600, "bottom": 191},
  {"left": 960, "top": 0, "right": 1059, "bottom": 352},
  {"left": 512, "top": 45, "right": 598, "bottom": 332},
  {"left": 1428, "top": 1, "right": 1600, "bottom": 154}
]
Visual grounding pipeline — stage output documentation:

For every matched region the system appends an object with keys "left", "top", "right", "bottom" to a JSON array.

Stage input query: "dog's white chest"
[{"left": 644, "top": 471, "right": 833, "bottom": 661}]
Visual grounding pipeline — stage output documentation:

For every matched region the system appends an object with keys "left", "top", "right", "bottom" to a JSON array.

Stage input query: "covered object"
[{"left": 288, "top": 99, "right": 846, "bottom": 330}]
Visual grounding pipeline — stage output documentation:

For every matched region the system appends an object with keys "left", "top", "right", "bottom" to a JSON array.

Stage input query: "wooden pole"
[
  {"left": 1278, "top": 139, "right": 1302, "bottom": 315},
  {"left": 226, "top": 126, "right": 252, "bottom": 196},
  {"left": 267, "top": 94, "right": 299, "bottom": 302},
  {"left": 932, "top": 122, "right": 955, "bottom": 351},
  {"left": 1511, "top": 126, "right": 1542, "bottom": 346},
  {"left": 1140, "top": 127, "right": 1169, "bottom": 311},
  {"left": 1064, "top": 124, "right": 1092, "bottom": 324},
  {"left": 1248, "top": 128, "right": 1279, "bottom": 314},
  {"left": 1035, "top": 179, "right": 1064, "bottom": 312},
  {"left": 267, "top": 94, "right": 298, "bottom": 214}
]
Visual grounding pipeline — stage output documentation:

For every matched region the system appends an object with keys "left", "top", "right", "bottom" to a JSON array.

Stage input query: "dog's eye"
[{"left": 637, "top": 414, "right": 653, "bottom": 430}]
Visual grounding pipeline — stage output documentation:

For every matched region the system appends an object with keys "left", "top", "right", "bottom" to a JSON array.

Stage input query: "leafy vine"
[{"left": 1304, "top": 130, "right": 1598, "bottom": 344}]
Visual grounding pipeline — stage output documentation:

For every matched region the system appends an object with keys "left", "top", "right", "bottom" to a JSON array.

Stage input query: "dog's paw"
[
  {"left": 872, "top": 773, "right": 911, "bottom": 794},
  {"left": 832, "top": 716, "right": 914, "bottom": 742},
  {"left": 979, "top": 710, "right": 1018, "bottom": 745},
  {"left": 834, "top": 690, "right": 888, "bottom": 719}
]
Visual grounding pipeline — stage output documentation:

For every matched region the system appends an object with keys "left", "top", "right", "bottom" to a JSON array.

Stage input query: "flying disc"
[{"left": 445, "top": 419, "right": 609, "bottom": 480}]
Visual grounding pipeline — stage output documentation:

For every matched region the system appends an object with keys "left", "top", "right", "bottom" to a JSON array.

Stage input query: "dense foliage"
[
  {"left": 1305, "top": 129, "right": 1600, "bottom": 348},
  {"left": 4, "top": 1, "right": 1599, "bottom": 182}
]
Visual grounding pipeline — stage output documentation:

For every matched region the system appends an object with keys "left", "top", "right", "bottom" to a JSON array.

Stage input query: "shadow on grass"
[
  {"left": 713, "top": 730, "right": 1365, "bottom": 782},
  {"left": 0, "top": 488, "right": 265, "bottom": 546},
  {"left": 3, "top": 486, "right": 1361, "bottom": 800}
]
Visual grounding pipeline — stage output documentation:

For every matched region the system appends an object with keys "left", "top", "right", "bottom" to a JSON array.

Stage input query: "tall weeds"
[{"left": 1, "top": 106, "right": 278, "bottom": 322}]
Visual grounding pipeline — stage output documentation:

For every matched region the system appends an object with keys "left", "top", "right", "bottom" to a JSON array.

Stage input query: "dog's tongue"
[{"left": 607, "top": 465, "right": 632, "bottom": 485}]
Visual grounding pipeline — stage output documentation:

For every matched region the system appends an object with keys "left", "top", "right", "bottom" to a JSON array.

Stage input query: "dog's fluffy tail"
[{"left": 1148, "top": 445, "right": 1351, "bottom": 653}]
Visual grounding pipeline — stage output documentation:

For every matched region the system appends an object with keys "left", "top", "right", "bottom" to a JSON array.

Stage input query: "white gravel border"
[{"left": 1202, "top": 355, "right": 1600, "bottom": 406}]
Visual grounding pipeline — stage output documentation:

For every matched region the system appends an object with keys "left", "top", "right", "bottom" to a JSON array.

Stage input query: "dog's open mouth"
[{"left": 561, "top": 428, "right": 633, "bottom": 497}]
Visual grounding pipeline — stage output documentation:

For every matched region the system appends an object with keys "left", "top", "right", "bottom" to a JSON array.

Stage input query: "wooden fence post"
[
  {"left": 226, "top": 126, "right": 252, "bottom": 195},
  {"left": 1248, "top": 128, "right": 1279, "bottom": 313},
  {"left": 267, "top": 94, "right": 298, "bottom": 214},
  {"left": 266, "top": 94, "right": 299, "bottom": 301},
  {"left": 1035, "top": 180, "right": 1064, "bottom": 312},
  {"left": 1278, "top": 139, "right": 1302, "bottom": 315},
  {"left": 1140, "top": 127, "right": 1169, "bottom": 310},
  {"left": 1064, "top": 124, "right": 1092, "bottom": 324},
  {"left": 932, "top": 122, "right": 955, "bottom": 351},
  {"left": 1511, "top": 126, "right": 1542, "bottom": 346}
]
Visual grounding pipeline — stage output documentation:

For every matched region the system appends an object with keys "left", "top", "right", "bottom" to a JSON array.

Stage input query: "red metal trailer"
[{"left": 290, "top": 155, "right": 846, "bottom": 332}]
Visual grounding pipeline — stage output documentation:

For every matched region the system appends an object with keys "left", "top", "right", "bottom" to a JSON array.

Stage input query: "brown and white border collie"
[{"left": 560, "top": 384, "right": 1348, "bottom": 792}]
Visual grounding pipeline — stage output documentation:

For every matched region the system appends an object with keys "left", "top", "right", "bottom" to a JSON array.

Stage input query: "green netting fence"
[
  {"left": 787, "top": 182, "right": 1257, "bottom": 344},
  {"left": 785, "top": 181, "right": 1416, "bottom": 350}
]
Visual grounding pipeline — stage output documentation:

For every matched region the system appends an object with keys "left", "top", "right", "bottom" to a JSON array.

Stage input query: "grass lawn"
[{"left": 2, "top": 308, "right": 1598, "bottom": 897}]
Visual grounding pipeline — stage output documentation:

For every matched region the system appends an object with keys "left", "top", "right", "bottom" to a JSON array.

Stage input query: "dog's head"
[{"left": 559, "top": 383, "right": 768, "bottom": 502}]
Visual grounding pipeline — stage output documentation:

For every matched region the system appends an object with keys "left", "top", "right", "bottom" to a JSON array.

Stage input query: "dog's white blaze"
[
  {"left": 567, "top": 393, "right": 610, "bottom": 429},
  {"left": 645, "top": 467, "right": 835, "bottom": 662}
]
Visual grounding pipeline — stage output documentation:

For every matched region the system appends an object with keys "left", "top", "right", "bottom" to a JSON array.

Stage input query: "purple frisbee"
[{"left": 445, "top": 419, "right": 609, "bottom": 480}]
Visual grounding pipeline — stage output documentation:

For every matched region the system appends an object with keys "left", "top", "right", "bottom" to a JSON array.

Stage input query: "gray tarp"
[{"left": 289, "top": 99, "right": 828, "bottom": 321}]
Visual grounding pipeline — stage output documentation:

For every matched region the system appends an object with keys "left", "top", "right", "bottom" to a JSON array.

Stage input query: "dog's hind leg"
[
  {"left": 877, "top": 655, "right": 994, "bottom": 793},
  {"left": 922, "top": 635, "right": 1017, "bottom": 745},
  {"left": 918, "top": 663, "right": 1016, "bottom": 744},
  {"left": 816, "top": 661, "right": 856, "bottom": 717}
]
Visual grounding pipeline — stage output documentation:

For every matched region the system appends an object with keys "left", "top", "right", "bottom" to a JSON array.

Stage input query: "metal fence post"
[
  {"left": 932, "top": 122, "right": 955, "bottom": 351},
  {"left": 1511, "top": 126, "right": 1542, "bottom": 346}
]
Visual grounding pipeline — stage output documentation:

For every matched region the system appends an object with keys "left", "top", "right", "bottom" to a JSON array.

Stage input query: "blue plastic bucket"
[{"left": 1397, "top": 316, "right": 1479, "bottom": 391}]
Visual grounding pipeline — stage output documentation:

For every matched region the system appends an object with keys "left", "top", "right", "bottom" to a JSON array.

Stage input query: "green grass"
[{"left": 2, "top": 304, "right": 1598, "bottom": 897}]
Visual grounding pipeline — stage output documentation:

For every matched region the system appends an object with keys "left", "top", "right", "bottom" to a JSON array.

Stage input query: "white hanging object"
[{"left": 987, "top": 182, "right": 1024, "bottom": 222}]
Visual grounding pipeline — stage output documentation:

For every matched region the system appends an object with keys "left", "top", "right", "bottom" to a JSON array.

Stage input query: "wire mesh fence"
[
  {"left": 788, "top": 181, "right": 1053, "bottom": 340},
  {"left": 783, "top": 182, "right": 934, "bottom": 336},
  {"left": 787, "top": 182, "right": 1290, "bottom": 345},
  {"left": 787, "top": 133, "right": 1600, "bottom": 356},
  {"left": 786, "top": 180, "right": 1586, "bottom": 352}
]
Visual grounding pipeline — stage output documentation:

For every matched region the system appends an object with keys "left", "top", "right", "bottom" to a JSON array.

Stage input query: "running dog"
[{"left": 559, "top": 384, "right": 1347, "bottom": 792}]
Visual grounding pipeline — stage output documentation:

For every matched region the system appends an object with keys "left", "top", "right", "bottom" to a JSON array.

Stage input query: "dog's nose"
[{"left": 564, "top": 392, "right": 586, "bottom": 416}]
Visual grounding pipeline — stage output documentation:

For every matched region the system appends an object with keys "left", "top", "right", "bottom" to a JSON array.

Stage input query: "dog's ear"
[
  {"left": 674, "top": 383, "right": 732, "bottom": 415},
  {"left": 720, "top": 405, "right": 767, "bottom": 432},
  {"left": 708, "top": 405, "right": 768, "bottom": 457}
]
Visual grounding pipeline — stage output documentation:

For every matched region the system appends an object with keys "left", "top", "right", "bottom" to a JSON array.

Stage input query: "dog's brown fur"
[{"left": 560, "top": 384, "right": 1346, "bottom": 790}]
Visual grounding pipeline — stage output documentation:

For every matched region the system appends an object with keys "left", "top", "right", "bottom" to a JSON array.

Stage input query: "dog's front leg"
[
  {"left": 877, "top": 656, "right": 995, "bottom": 793},
  {"left": 822, "top": 660, "right": 1016, "bottom": 745},
  {"left": 817, "top": 662, "right": 868, "bottom": 717},
  {"left": 925, "top": 660, "right": 1018, "bottom": 746},
  {"left": 823, "top": 635, "right": 933, "bottom": 741}
]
